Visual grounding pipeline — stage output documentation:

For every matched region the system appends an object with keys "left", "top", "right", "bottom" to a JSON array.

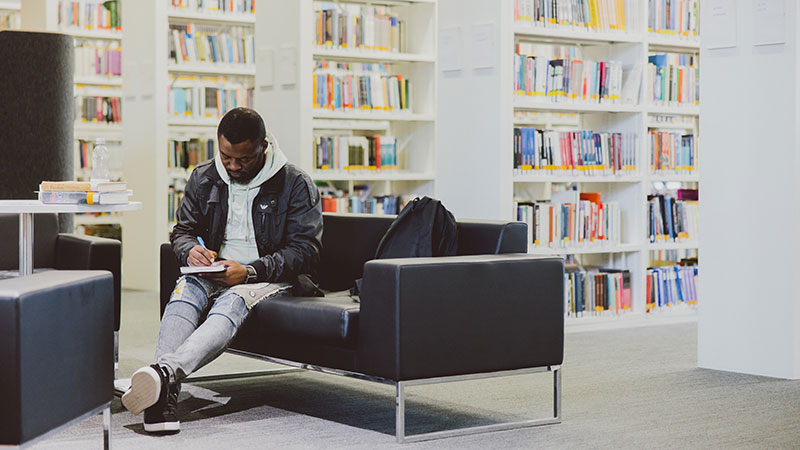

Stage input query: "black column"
[{"left": 0, "top": 31, "right": 74, "bottom": 232}]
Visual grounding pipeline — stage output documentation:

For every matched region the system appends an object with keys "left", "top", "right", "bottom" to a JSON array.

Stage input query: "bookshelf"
[
  {"left": 255, "top": 0, "right": 437, "bottom": 214},
  {"left": 437, "top": 0, "right": 699, "bottom": 329},
  {"left": 21, "top": 0, "right": 124, "bottom": 236},
  {"left": 120, "top": 1, "right": 255, "bottom": 289},
  {"left": 0, "top": 0, "right": 19, "bottom": 30}
]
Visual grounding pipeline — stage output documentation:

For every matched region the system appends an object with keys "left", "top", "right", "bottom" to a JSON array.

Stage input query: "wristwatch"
[{"left": 245, "top": 265, "right": 257, "bottom": 284}]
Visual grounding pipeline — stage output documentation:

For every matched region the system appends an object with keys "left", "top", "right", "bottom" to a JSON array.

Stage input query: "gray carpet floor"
[{"left": 29, "top": 290, "right": 800, "bottom": 450}]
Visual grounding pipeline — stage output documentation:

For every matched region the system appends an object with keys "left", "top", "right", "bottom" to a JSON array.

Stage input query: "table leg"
[{"left": 19, "top": 212, "right": 33, "bottom": 276}]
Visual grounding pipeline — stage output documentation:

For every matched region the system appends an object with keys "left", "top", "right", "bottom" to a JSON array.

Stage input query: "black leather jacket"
[{"left": 170, "top": 159, "right": 323, "bottom": 283}]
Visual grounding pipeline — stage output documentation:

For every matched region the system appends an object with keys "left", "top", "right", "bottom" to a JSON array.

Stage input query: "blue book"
[
  {"left": 648, "top": 53, "right": 667, "bottom": 67},
  {"left": 663, "top": 196, "right": 675, "bottom": 239}
]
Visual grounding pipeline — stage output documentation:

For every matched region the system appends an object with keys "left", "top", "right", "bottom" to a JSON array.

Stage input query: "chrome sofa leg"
[
  {"left": 396, "top": 382, "right": 406, "bottom": 443},
  {"left": 114, "top": 330, "right": 119, "bottom": 380},
  {"left": 103, "top": 405, "right": 112, "bottom": 450}
]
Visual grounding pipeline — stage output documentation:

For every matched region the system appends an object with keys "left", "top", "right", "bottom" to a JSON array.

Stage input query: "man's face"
[{"left": 218, "top": 134, "right": 266, "bottom": 183}]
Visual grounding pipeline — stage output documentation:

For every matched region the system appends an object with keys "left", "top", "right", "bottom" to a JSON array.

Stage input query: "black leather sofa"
[
  {"left": 160, "top": 213, "right": 564, "bottom": 442},
  {"left": 0, "top": 270, "right": 114, "bottom": 448},
  {"left": 0, "top": 213, "right": 123, "bottom": 376}
]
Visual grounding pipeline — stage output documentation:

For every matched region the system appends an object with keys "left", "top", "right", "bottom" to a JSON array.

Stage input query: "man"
[{"left": 121, "top": 107, "right": 323, "bottom": 433}]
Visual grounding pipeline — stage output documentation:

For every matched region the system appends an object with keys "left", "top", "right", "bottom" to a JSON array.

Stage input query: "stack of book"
[
  {"left": 649, "top": 130, "right": 695, "bottom": 173},
  {"left": 514, "top": 127, "right": 637, "bottom": 175},
  {"left": 169, "top": 23, "right": 255, "bottom": 66},
  {"left": 515, "top": 43, "right": 625, "bottom": 105},
  {"left": 38, "top": 180, "right": 131, "bottom": 205},
  {"left": 565, "top": 265, "right": 632, "bottom": 317},
  {"left": 515, "top": 190, "right": 621, "bottom": 249},
  {"left": 314, "top": 134, "right": 398, "bottom": 171},
  {"left": 646, "top": 264, "right": 698, "bottom": 311},
  {"left": 58, "top": 0, "right": 122, "bottom": 31},
  {"left": 313, "top": 61, "right": 412, "bottom": 112},
  {"left": 647, "top": 53, "right": 698, "bottom": 107},
  {"left": 647, "top": 189, "right": 698, "bottom": 243},
  {"left": 170, "top": 0, "right": 256, "bottom": 14},
  {"left": 514, "top": 0, "right": 637, "bottom": 32},
  {"left": 314, "top": 3, "right": 403, "bottom": 53}
]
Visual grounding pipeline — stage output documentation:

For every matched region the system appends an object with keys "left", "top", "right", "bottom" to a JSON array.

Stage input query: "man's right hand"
[{"left": 188, "top": 244, "right": 218, "bottom": 266}]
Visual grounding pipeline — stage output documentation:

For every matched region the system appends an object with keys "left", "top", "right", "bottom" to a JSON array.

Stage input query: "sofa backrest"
[
  {"left": 0, "top": 213, "right": 59, "bottom": 270},
  {"left": 317, "top": 213, "right": 527, "bottom": 292}
]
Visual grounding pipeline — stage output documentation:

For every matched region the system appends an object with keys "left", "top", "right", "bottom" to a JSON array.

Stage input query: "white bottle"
[{"left": 91, "top": 138, "right": 110, "bottom": 182}]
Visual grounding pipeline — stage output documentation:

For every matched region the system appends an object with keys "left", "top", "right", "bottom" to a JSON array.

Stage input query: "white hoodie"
[{"left": 214, "top": 128, "right": 288, "bottom": 264}]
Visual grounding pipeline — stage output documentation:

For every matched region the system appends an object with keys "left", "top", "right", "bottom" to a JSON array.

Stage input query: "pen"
[{"left": 197, "top": 236, "right": 215, "bottom": 262}]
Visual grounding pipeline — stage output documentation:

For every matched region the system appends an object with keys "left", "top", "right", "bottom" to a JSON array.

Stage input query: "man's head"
[{"left": 217, "top": 107, "right": 268, "bottom": 183}]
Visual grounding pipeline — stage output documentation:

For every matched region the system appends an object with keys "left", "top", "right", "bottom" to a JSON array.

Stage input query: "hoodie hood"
[
  {"left": 215, "top": 125, "right": 289, "bottom": 264},
  {"left": 215, "top": 126, "right": 289, "bottom": 188}
]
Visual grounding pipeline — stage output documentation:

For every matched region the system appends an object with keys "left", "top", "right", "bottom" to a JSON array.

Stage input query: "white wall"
[
  {"left": 699, "top": 0, "right": 800, "bottom": 379},
  {"left": 436, "top": 0, "right": 512, "bottom": 221}
]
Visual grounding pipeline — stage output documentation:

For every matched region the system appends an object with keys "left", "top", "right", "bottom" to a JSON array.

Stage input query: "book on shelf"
[
  {"left": 170, "top": 0, "right": 255, "bottom": 14},
  {"left": 76, "top": 96, "right": 122, "bottom": 124},
  {"left": 168, "top": 138, "right": 216, "bottom": 169},
  {"left": 39, "top": 189, "right": 132, "bottom": 205},
  {"left": 74, "top": 40, "right": 122, "bottom": 78},
  {"left": 58, "top": 1, "right": 121, "bottom": 31},
  {"left": 514, "top": 127, "right": 637, "bottom": 175},
  {"left": 515, "top": 191, "right": 621, "bottom": 249},
  {"left": 647, "top": 264, "right": 698, "bottom": 311},
  {"left": 315, "top": 134, "right": 398, "bottom": 171},
  {"left": 565, "top": 264, "right": 632, "bottom": 317},
  {"left": 649, "top": 130, "right": 695, "bottom": 173},
  {"left": 515, "top": 43, "right": 626, "bottom": 105},
  {"left": 0, "top": 10, "right": 21, "bottom": 30},
  {"left": 321, "top": 194, "right": 402, "bottom": 215},
  {"left": 76, "top": 139, "right": 121, "bottom": 172},
  {"left": 514, "top": 0, "right": 638, "bottom": 33},
  {"left": 169, "top": 23, "right": 255, "bottom": 66},
  {"left": 167, "top": 185, "right": 186, "bottom": 224},
  {"left": 648, "top": 0, "right": 698, "bottom": 37},
  {"left": 40, "top": 180, "right": 127, "bottom": 192},
  {"left": 168, "top": 84, "right": 253, "bottom": 119},
  {"left": 313, "top": 61, "right": 411, "bottom": 112},
  {"left": 314, "top": 2, "right": 403, "bottom": 53},
  {"left": 647, "top": 53, "right": 698, "bottom": 107},
  {"left": 647, "top": 190, "right": 698, "bottom": 243}
]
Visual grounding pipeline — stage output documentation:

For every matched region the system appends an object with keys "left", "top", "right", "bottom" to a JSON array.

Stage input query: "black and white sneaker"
[
  {"left": 144, "top": 379, "right": 180, "bottom": 433},
  {"left": 121, "top": 364, "right": 168, "bottom": 415}
]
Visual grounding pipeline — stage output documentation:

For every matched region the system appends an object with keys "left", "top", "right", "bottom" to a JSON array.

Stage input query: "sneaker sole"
[
  {"left": 121, "top": 367, "right": 161, "bottom": 415},
  {"left": 144, "top": 421, "right": 180, "bottom": 433}
]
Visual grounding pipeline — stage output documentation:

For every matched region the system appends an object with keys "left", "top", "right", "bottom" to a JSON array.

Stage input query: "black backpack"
[
  {"left": 375, "top": 196, "right": 458, "bottom": 258},
  {"left": 352, "top": 197, "right": 458, "bottom": 297}
]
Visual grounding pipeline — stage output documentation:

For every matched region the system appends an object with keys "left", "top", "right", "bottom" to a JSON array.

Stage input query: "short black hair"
[{"left": 217, "top": 107, "right": 266, "bottom": 147}]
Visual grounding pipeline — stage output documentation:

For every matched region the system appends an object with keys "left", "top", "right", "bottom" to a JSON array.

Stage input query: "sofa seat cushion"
[{"left": 248, "top": 295, "right": 360, "bottom": 347}]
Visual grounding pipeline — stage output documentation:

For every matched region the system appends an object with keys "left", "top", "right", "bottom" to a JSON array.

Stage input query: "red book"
[
  {"left": 373, "top": 135, "right": 381, "bottom": 169},
  {"left": 580, "top": 192, "right": 601, "bottom": 205}
]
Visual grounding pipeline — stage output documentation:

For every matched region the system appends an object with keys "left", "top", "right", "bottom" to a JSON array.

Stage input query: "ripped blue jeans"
[{"left": 155, "top": 275, "right": 249, "bottom": 382}]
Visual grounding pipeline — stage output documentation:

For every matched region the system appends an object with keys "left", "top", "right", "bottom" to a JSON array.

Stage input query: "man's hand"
[
  {"left": 200, "top": 260, "right": 247, "bottom": 287},
  {"left": 188, "top": 244, "right": 217, "bottom": 266}
]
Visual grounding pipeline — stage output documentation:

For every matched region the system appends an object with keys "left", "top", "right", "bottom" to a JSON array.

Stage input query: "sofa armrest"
[
  {"left": 356, "top": 254, "right": 564, "bottom": 381},
  {"left": 0, "top": 271, "right": 113, "bottom": 445},
  {"left": 54, "top": 234, "right": 121, "bottom": 332}
]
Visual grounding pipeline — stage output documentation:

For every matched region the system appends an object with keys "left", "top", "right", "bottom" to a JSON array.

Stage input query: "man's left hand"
[{"left": 200, "top": 260, "right": 247, "bottom": 286}]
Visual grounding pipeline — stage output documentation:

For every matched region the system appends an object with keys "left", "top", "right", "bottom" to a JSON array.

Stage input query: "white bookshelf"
[
  {"left": 437, "top": 0, "right": 700, "bottom": 326},
  {"left": 0, "top": 0, "right": 20, "bottom": 30},
  {"left": 0, "top": 1, "right": 20, "bottom": 10},
  {"left": 256, "top": 0, "right": 437, "bottom": 213},
  {"left": 121, "top": 2, "right": 256, "bottom": 289}
]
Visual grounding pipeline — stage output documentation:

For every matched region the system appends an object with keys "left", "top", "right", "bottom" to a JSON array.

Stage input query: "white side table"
[{"left": 0, "top": 200, "right": 142, "bottom": 276}]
